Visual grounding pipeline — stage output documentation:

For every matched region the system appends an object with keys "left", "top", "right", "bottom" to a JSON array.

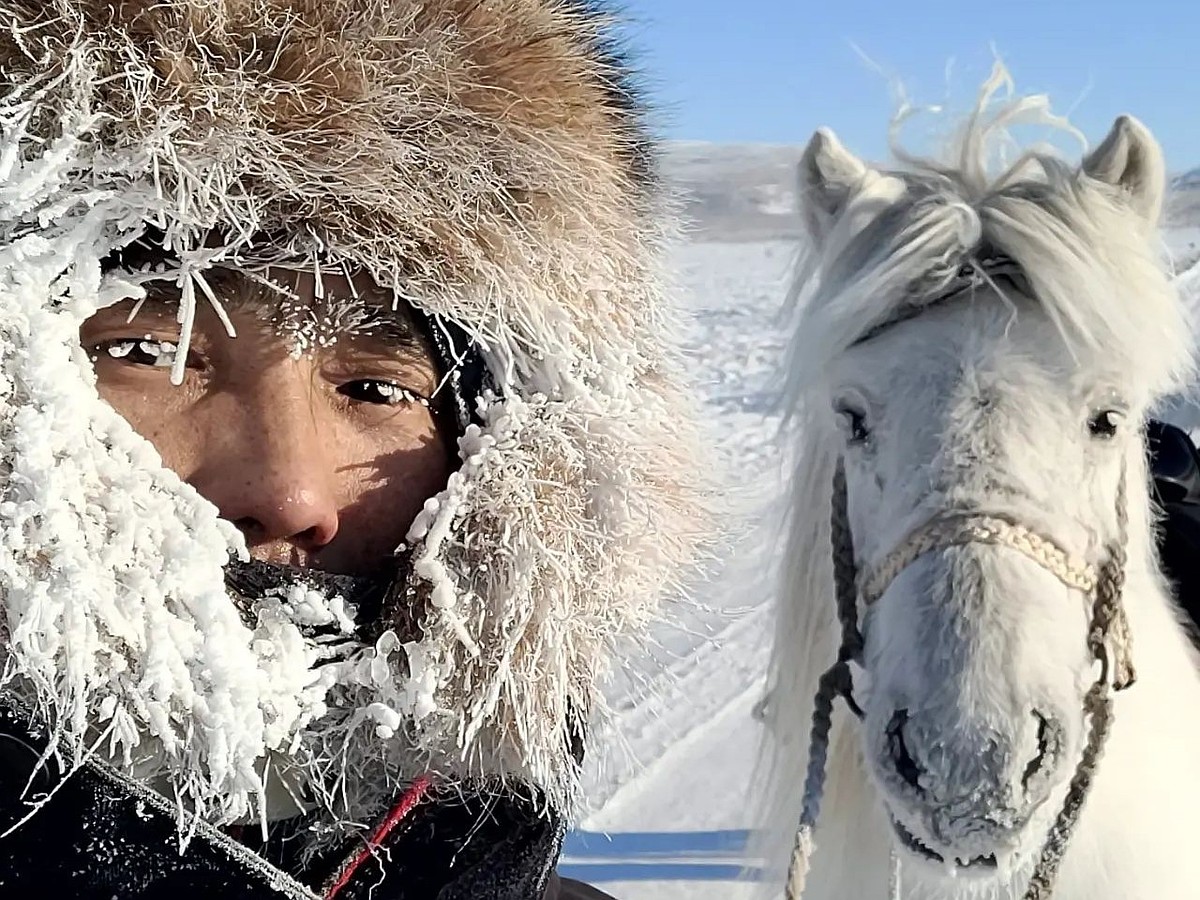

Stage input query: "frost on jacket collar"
[{"left": 0, "top": 0, "right": 707, "bottom": 850}]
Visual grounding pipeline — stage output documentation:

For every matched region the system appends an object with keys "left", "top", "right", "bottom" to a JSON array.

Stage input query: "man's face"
[{"left": 80, "top": 268, "right": 453, "bottom": 576}]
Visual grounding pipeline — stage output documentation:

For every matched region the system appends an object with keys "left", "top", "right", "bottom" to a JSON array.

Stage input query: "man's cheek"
[
  {"left": 349, "top": 443, "right": 450, "bottom": 542},
  {"left": 100, "top": 393, "right": 200, "bottom": 481}
]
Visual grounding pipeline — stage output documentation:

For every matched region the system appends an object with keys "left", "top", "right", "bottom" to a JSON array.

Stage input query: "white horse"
[{"left": 753, "top": 70, "right": 1200, "bottom": 900}]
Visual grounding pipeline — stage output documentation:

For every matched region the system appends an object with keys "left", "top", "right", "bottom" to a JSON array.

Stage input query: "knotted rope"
[{"left": 784, "top": 463, "right": 1132, "bottom": 900}]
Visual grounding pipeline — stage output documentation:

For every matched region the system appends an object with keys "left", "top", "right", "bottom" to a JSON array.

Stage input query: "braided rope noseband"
[
  {"left": 784, "top": 461, "right": 1134, "bottom": 900},
  {"left": 859, "top": 515, "right": 1099, "bottom": 604}
]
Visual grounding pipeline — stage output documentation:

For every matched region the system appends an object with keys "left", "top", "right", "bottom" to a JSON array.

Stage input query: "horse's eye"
[
  {"left": 1087, "top": 409, "right": 1124, "bottom": 440},
  {"left": 835, "top": 403, "right": 870, "bottom": 445}
]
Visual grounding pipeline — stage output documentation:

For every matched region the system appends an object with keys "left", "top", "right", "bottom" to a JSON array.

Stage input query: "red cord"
[{"left": 324, "top": 774, "right": 434, "bottom": 899}]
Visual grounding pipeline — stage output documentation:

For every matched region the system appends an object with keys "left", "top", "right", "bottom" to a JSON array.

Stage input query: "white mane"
[{"left": 751, "top": 66, "right": 1200, "bottom": 899}]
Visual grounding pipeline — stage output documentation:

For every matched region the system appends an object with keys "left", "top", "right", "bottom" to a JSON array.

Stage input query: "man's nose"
[{"left": 188, "top": 390, "right": 340, "bottom": 553}]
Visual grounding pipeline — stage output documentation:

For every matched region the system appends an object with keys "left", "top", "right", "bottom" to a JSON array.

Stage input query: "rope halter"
[
  {"left": 858, "top": 514, "right": 1099, "bottom": 605},
  {"left": 784, "top": 461, "right": 1133, "bottom": 900}
]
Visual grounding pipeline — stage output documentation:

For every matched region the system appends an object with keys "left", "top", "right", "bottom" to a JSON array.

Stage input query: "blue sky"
[{"left": 618, "top": 0, "right": 1200, "bottom": 171}]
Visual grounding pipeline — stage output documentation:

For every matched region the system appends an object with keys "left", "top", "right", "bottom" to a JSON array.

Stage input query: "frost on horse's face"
[{"left": 829, "top": 284, "right": 1129, "bottom": 874}]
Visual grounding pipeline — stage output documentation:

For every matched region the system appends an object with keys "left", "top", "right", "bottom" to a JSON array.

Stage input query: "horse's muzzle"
[{"left": 873, "top": 703, "right": 1067, "bottom": 871}]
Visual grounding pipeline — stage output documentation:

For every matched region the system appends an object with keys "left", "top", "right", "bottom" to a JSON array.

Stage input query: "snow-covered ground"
[
  {"left": 561, "top": 239, "right": 794, "bottom": 900},
  {"left": 559, "top": 230, "right": 1200, "bottom": 900}
]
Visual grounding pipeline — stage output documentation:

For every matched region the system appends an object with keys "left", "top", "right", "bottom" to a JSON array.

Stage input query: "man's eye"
[
  {"left": 91, "top": 338, "right": 181, "bottom": 369},
  {"left": 337, "top": 380, "right": 431, "bottom": 408}
]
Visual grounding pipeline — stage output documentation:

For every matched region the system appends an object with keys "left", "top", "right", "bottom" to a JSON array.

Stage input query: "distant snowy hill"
[
  {"left": 662, "top": 142, "right": 805, "bottom": 242},
  {"left": 1173, "top": 168, "right": 1200, "bottom": 190},
  {"left": 1168, "top": 167, "right": 1200, "bottom": 228},
  {"left": 665, "top": 141, "right": 1200, "bottom": 240}
]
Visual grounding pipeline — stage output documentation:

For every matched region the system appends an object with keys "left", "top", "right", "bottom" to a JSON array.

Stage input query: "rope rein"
[
  {"left": 783, "top": 460, "right": 863, "bottom": 900},
  {"left": 784, "top": 463, "right": 1132, "bottom": 900}
]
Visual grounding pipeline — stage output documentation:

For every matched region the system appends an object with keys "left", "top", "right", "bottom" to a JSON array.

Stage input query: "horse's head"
[{"left": 780, "top": 77, "right": 1193, "bottom": 888}]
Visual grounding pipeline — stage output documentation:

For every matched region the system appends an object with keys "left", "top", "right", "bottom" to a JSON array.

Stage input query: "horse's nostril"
[
  {"left": 886, "top": 709, "right": 924, "bottom": 792},
  {"left": 1022, "top": 710, "right": 1056, "bottom": 790}
]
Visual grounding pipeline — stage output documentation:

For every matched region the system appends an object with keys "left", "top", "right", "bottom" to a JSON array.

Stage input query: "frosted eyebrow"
[
  {"left": 100, "top": 239, "right": 430, "bottom": 355},
  {"left": 120, "top": 280, "right": 431, "bottom": 359}
]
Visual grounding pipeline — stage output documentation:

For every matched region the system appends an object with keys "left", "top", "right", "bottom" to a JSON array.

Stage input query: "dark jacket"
[
  {"left": 0, "top": 704, "right": 617, "bottom": 900},
  {"left": 1150, "top": 419, "right": 1200, "bottom": 629}
]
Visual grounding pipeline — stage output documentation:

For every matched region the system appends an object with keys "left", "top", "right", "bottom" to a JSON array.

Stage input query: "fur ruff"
[{"left": 0, "top": 0, "right": 708, "bottom": 838}]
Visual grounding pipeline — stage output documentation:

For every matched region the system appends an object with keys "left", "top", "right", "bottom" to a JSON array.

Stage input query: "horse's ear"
[
  {"left": 1081, "top": 115, "right": 1166, "bottom": 225},
  {"left": 799, "top": 127, "right": 895, "bottom": 246},
  {"left": 799, "top": 128, "right": 867, "bottom": 243}
]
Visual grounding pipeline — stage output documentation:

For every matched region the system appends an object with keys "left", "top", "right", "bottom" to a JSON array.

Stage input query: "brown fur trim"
[{"left": 0, "top": 0, "right": 658, "bottom": 321}]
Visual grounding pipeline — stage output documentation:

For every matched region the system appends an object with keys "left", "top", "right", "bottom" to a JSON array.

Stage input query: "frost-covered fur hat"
[{"left": 0, "top": 0, "right": 705, "bottom": 833}]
